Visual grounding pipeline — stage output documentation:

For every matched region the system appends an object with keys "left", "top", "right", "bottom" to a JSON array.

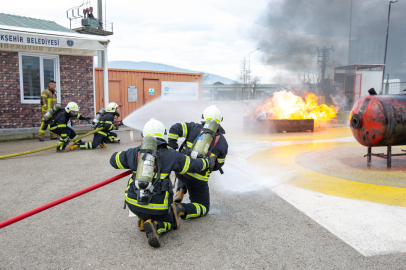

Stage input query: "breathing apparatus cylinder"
[
  {"left": 43, "top": 104, "right": 61, "bottom": 121},
  {"left": 134, "top": 136, "right": 158, "bottom": 204},
  {"left": 190, "top": 119, "right": 219, "bottom": 159},
  {"left": 92, "top": 108, "right": 106, "bottom": 128}
]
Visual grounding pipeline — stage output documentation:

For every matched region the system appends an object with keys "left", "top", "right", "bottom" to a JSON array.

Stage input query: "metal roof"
[{"left": 0, "top": 13, "right": 75, "bottom": 33}]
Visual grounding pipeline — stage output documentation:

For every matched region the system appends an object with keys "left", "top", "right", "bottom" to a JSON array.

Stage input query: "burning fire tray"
[{"left": 243, "top": 117, "right": 314, "bottom": 133}]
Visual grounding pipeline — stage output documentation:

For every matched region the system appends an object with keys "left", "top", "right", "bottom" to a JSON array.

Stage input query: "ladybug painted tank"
[{"left": 350, "top": 94, "right": 406, "bottom": 147}]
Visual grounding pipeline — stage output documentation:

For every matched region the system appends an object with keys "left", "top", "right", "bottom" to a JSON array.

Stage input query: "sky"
[
  {"left": 3, "top": 0, "right": 405, "bottom": 84},
  {"left": 3, "top": 0, "right": 273, "bottom": 83}
]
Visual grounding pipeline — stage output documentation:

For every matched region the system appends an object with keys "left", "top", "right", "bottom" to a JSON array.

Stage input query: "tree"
[
  {"left": 235, "top": 58, "right": 262, "bottom": 99},
  {"left": 213, "top": 81, "right": 224, "bottom": 85}
]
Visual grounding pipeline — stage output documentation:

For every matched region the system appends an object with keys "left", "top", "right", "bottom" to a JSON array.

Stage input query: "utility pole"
[
  {"left": 382, "top": 0, "right": 398, "bottom": 94},
  {"left": 317, "top": 46, "right": 334, "bottom": 96},
  {"left": 317, "top": 46, "right": 334, "bottom": 82},
  {"left": 348, "top": 0, "right": 353, "bottom": 65}
]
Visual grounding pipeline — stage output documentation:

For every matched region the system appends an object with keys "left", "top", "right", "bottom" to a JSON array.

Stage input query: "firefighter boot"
[
  {"left": 144, "top": 220, "right": 161, "bottom": 248},
  {"left": 172, "top": 203, "right": 186, "bottom": 230},
  {"left": 174, "top": 188, "right": 185, "bottom": 203},
  {"left": 99, "top": 142, "right": 108, "bottom": 148},
  {"left": 70, "top": 142, "right": 80, "bottom": 151},
  {"left": 138, "top": 218, "right": 145, "bottom": 231},
  {"left": 112, "top": 138, "right": 121, "bottom": 143}
]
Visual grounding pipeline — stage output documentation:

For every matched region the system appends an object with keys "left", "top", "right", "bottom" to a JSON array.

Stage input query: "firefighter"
[
  {"left": 38, "top": 80, "right": 58, "bottom": 141},
  {"left": 70, "top": 102, "right": 121, "bottom": 150},
  {"left": 168, "top": 105, "right": 228, "bottom": 220},
  {"left": 110, "top": 118, "right": 214, "bottom": 247},
  {"left": 48, "top": 102, "right": 91, "bottom": 152}
]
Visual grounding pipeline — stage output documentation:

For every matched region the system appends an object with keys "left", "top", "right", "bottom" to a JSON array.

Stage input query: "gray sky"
[{"left": 3, "top": 0, "right": 273, "bottom": 83}]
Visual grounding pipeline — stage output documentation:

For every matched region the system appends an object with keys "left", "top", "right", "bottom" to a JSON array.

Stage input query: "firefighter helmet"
[
  {"left": 142, "top": 118, "right": 167, "bottom": 141},
  {"left": 202, "top": 105, "right": 222, "bottom": 123},
  {"left": 107, "top": 102, "right": 119, "bottom": 113},
  {"left": 65, "top": 102, "right": 79, "bottom": 116}
]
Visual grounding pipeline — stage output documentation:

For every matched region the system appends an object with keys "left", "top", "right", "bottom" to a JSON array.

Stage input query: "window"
[{"left": 19, "top": 52, "right": 60, "bottom": 104}]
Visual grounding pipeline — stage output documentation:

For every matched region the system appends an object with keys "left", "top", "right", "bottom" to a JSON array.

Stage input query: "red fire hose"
[{"left": 0, "top": 170, "right": 132, "bottom": 229}]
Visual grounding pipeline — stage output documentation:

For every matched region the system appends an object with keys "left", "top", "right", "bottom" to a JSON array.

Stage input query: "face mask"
[{"left": 70, "top": 111, "right": 78, "bottom": 117}]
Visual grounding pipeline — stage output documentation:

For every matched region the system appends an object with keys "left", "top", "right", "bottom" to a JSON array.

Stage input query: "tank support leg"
[
  {"left": 387, "top": 145, "right": 392, "bottom": 168},
  {"left": 367, "top": 147, "right": 371, "bottom": 163}
]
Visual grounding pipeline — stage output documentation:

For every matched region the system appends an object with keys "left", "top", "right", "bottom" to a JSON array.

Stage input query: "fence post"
[{"left": 385, "top": 74, "right": 389, "bottom": 95}]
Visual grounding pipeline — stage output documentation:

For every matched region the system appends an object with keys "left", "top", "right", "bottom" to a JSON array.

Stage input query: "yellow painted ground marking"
[{"left": 248, "top": 142, "right": 406, "bottom": 207}]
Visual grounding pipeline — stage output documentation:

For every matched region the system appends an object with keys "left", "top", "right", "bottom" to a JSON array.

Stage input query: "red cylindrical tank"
[{"left": 350, "top": 94, "right": 406, "bottom": 146}]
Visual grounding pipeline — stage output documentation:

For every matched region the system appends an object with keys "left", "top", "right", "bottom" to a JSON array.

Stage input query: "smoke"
[
  {"left": 330, "top": 93, "right": 348, "bottom": 111},
  {"left": 255, "top": 0, "right": 402, "bottom": 78}
]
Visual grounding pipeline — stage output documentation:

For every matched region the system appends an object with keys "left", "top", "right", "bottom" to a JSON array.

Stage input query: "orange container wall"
[{"left": 94, "top": 68, "right": 202, "bottom": 120}]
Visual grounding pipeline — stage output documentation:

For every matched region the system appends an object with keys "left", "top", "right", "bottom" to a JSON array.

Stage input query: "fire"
[{"left": 255, "top": 90, "right": 337, "bottom": 121}]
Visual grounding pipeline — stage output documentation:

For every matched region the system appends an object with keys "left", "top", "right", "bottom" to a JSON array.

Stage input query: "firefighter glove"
[{"left": 203, "top": 156, "right": 215, "bottom": 171}]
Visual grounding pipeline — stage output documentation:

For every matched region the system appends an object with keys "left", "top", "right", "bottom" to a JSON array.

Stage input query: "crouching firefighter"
[
  {"left": 109, "top": 118, "right": 215, "bottom": 248},
  {"left": 168, "top": 105, "right": 228, "bottom": 220},
  {"left": 48, "top": 102, "right": 91, "bottom": 152},
  {"left": 71, "top": 102, "right": 122, "bottom": 150}
]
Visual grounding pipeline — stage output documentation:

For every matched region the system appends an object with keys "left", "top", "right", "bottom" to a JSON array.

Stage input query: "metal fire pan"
[{"left": 243, "top": 117, "right": 314, "bottom": 133}]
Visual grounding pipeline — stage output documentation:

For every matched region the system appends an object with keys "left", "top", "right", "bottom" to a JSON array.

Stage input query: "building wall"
[
  {"left": 0, "top": 52, "right": 94, "bottom": 129},
  {"left": 94, "top": 68, "right": 202, "bottom": 120},
  {"left": 59, "top": 55, "right": 94, "bottom": 120}
]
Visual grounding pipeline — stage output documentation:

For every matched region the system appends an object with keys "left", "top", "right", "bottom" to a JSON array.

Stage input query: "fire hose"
[
  {"left": 0, "top": 170, "right": 132, "bottom": 229},
  {"left": 0, "top": 128, "right": 104, "bottom": 160}
]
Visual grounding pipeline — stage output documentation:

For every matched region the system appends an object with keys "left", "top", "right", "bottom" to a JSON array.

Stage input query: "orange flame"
[{"left": 255, "top": 91, "right": 337, "bottom": 121}]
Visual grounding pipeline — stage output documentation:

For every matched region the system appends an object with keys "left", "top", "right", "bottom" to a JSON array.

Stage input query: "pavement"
[
  {"left": 1, "top": 126, "right": 406, "bottom": 269},
  {"left": 0, "top": 124, "right": 94, "bottom": 142}
]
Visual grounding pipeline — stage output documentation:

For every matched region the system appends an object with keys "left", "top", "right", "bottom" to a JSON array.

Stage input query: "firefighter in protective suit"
[
  {"left": 110, "top": 118, "right": 215, "bottom": 248},
  {"left": 48, "top": 102, "right": 91, "bottom": 152},
  {"left": 38, "top": 80, "right": 58, "bottom": 141},
  {"left": 70, "top": 102, "right": 120, "bottom": 150},
  {"left": 168, "top": 105, "right": 228, "bottom": 220}
]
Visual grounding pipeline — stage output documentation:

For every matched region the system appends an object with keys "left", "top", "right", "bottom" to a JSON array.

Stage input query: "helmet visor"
[{"left": 70, "top": 110, "right": 78, "bottom": 117}]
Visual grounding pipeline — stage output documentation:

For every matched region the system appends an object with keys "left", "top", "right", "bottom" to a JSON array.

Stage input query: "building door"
[
  {"left": 108, "top": 80, "right": 123, "bottom": 120},
  {"left": 143, "top": 79, "right": 160, "bottom": 104}
]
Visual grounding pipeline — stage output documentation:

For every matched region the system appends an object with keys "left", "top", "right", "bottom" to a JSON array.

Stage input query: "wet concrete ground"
[{"left": 1, "top": 126, "right": 406, "bottom": 268}]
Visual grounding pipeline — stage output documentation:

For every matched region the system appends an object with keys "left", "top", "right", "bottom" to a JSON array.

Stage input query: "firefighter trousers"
[
  {"left": 77, "top": 131, "right": 117, "bottom": 149},
  {"left": 38, "top": 111, "right": 57, "bottom": 139},
  {"left": 177, "top": 178, "right": 210, "bottom": 220},
  {"left": 51, "top": 127, "right": 82, "bottom": 151},
  {"left": 126, "top": 180, "right": 176, "bottom": 235}
]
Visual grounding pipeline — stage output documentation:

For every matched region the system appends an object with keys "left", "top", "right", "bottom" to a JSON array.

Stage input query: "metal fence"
[
  {"left": 382, "top": 81, "right": 406, "bottom": 95},
  {"left": 202, "top": 84, "right": 278, "bottom": 101}
]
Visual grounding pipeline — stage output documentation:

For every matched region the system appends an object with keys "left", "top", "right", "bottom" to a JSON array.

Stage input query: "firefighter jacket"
[
  {"left": 97, "top": 113, "right": 118, "bottom": 136},
  {"left": 168, "top": 122, "right": 228, "bottom": 182},
  {"left": 41, "top": 87, "right": 57, "bottom": 112},
  {"left": 48, "top": 110, "right": 88, "bottom": 141},
  {"left": 110, "top": 139, "right": 211, "bottom": 215}
]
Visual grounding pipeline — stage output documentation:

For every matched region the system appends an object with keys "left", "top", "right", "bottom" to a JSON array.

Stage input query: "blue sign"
[
  {"left": 198, "top": 135, "right": 203, "bottom": 140},
  {"left": 165, "top": 87, "right": 169, "bottom": 92},
  {"left": 149, "top": 88, "right": 155, "bottom": 95},
  {"left": 67, "top": 40, "right": 74, "bottom": 47}
]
